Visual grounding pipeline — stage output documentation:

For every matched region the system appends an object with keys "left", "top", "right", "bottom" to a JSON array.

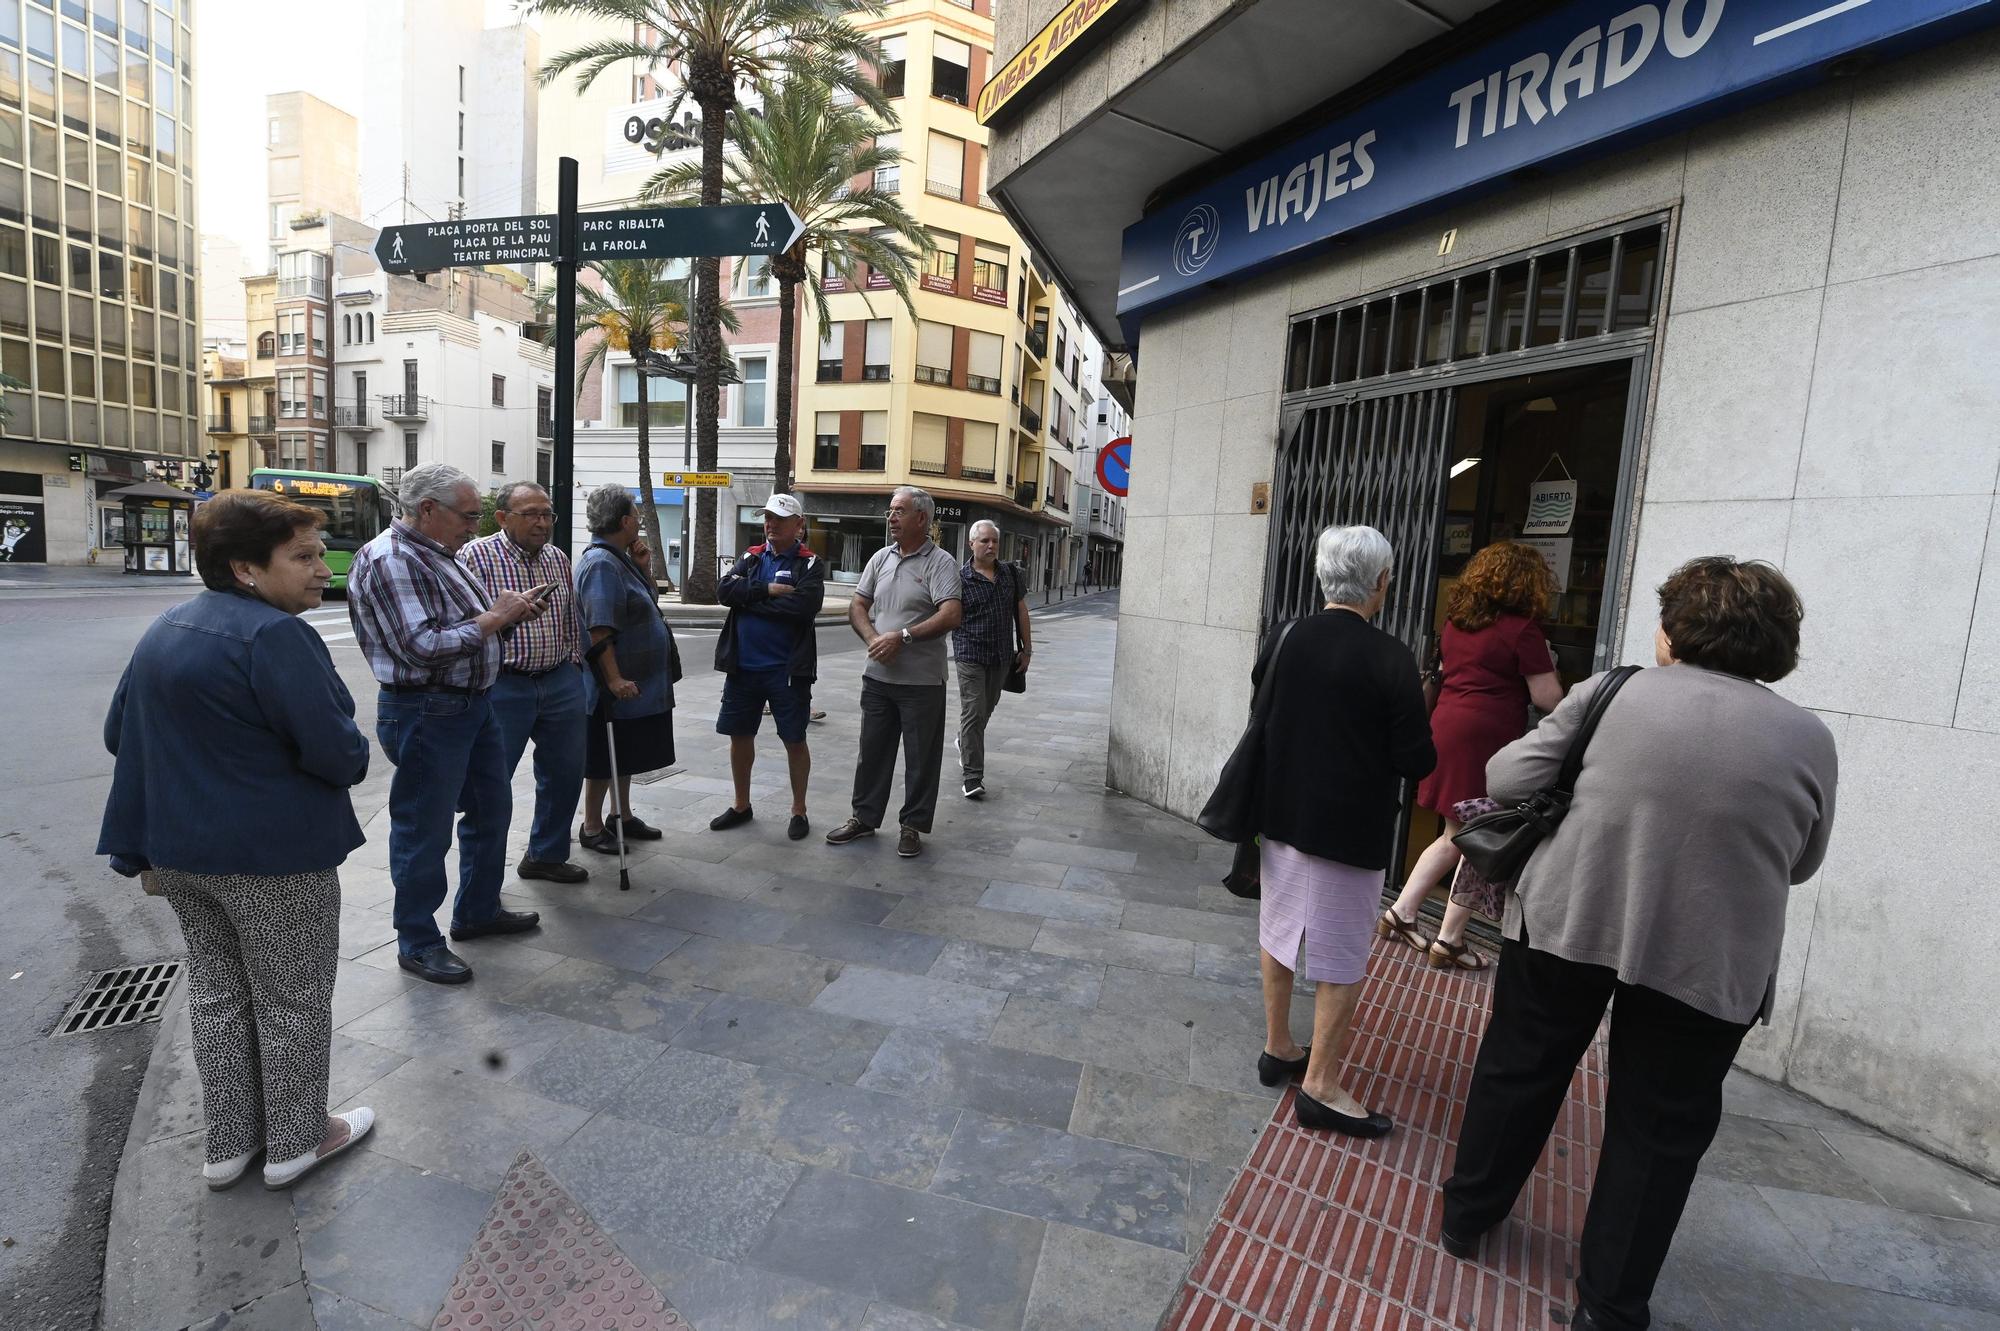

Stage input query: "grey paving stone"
[
  {"left": 858, "top": 1303, "right": 986, "bottom": 1331},
  {"left": 931, "top": 1113, "right": 1191, "bottom": 1252},
  {"left": 928, "top": 847, "right": 1069, "bottom": 886},
  {"left": 747, "top": 876, "right": 905, "bottom": 924},
  {"left": 290, "top": 1145, "right": 408, "bottom": 1235},
  {"left": 327, "top": 1034, "right": 412, "bottom": 1109},
  {"left": 977, "top": 880, "right": 1126, "bottom": 926},
  {"left": 1186, "top": 1159, "right": 1240, "bottom": 1248},
  {"left": 1097, "top": 966, "right": 1269, "bottom": 1037},
  {"left": 1820, "top": 1128, "right": 2000, "bottom": 1226},
  {"left": 991, "top": 995, "right": 1192, "bottom": 1081},
  {"left": 344, "top": 1057, "right": 593, "bottom": 1191},
  {"left": 1187, "top": 1026, "right": 1283, "bottom": 1101},
  {"left": 811, "top": 965, "right": 1010, "bottom": 1041},
  {"left": 699, "top": 1062, "right": 962, "bottom": 1188},
  {"left": 1012, "top": 837, "right": 1141, "bottom": 872},
  {"left": 299, "top": 1159, "right": 494, "bottom": 1327},
  {"left": 330, "top": 956, "right": 418, "bottom": 1028},
  {"left": 1194, "top": 884, "right": 1260, "bottom": 918},
  {"left": 337, "top": 984, "right": 581, "bottom": 1083},
  {"left": 777, "top": 914, "right": 948, "bottom": 974},
  {"left": 338, "top": 904, "right": 396, "bottom": 960},
  {"left": 635, "top": 888, "right": 799, "bottom": 943},
  {"left": 1756, "top": 1186, "right": 2000, "bottom": 1314},
  {"left": 1031, "top": 919, "right": 1195, "bottom": 975},
  {"left": 1664, "top": 1176, "right": 1828, "bottom": 1278},
  {"left": 549, "top": 1112, "right": 805, "bottom": 1262},
  {"left": 1719, "top": 1070, "right": 1859, "bottom": 1132},
  {"left": 1069, "top": 1064, "right": 1272, "bottom": 1167},
  {"left": 1191, "top": 940, "right": 1262, "bottom": 988},
  {"left": 352, "top": 935, "right": 570, "bottom": 997},
  {"left": 859, "top": 1028, "right": 1084, "bottom": 1132},
  {"left": 650, "top": 934, "right": 843, "bottom": 1005},
  {"left": 1119, "top": 901, "right": 1260, "bottom": 950},
  {"left": 615, "top": 1236, "right": 876, "bottom": 1331},
  {"left": 1703, "top": 1114, "right": 1885, "bottom": 1203},
  {"left": 644, "top": 851, "right": 782, "bottom": 900},
  {"left": 512, "top": 1022, "right": 671, "bottom": 1113},
  {"left": 1683, "top": 1263, "right": 2000, "bottom": 1331},
  {"left": 603, "top": 1046, "right": 762, "bottom": 1135},
  {"left": 673, "top": 991, "right": 891, "bottom": 1083},
  {"left": 1020, "top": 1222, "right": 1193, "bottom": 1331},
  {"left": 498, "top": 954, "right": 711, "bottom": 1041},
  {"left": 186, "top": 1281, "right": 317, "bottom": 1331},
  {"left": 307, "top": 1287, "right": 428, "bottom": 1331},
  {"left": 1059, "top": 864, "right": 1201, "bottom": 908},
  {"left": 927, "top": 940, "right": 1104, "bottom": 1007},
  {"left": 500, "top": 902, "right": 692, "bottom": 972},
  {"left": 747, "top": 1168, "right": 1044, "bottom": 1331},
  {"left": 880, "top": 898, "right": 1045, "bottom": 950}
]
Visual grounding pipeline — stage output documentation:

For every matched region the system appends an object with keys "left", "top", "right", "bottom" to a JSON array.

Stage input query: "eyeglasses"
[
  {"left": 507, "top": 509, "right": 556, "bottom": 521},
  {"left": 886, "top": 508, "right": 920, "bottom": 519},
  {"left": 432, "top": 501, "right": 482, "bottom": 522}
]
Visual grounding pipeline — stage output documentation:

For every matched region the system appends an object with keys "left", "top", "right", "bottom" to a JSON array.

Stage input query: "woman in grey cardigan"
[{"left": 1439, "top": 557, "right": 1837, "bottom": 1331}]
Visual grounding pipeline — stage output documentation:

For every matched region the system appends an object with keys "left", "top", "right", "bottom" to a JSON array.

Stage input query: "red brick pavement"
[{"left": 1162, "top": 937, "right": 1607, "bottom": 1331}]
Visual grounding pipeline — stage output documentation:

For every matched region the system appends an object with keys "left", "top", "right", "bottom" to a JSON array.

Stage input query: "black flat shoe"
[
  {"left": 579, "top": 828, "right": 619, "bottom": 854},
  {"left": 450, "top": 908, "right": 541, "bottom": 941},
  {"left": 607, "top": 814, "right": 663, "bottom": 841},
  {"left": 398, "top": 946, "right": 473, "bottom": 985},
  {"left": 1257, "top": 1047, "right": 1311, "bottom": 1087},
  {"left": 1440, "top": 1225, "right": 1485, "bottom": 1260},
  {"left": 787, "top": 814, "right": 810, "bottom": 841},
  {"left": 1293, "top": 1087, "right": 1393, "bottom": 1138},
  {"left": 1568, "top": 1307, "right": 1610, "bottom": 1329},
  {"left": 709, "top": 805, "right": 753, "bottom": 831},
  {"left": 518, "top": 858, "right": 588, "bottom": 883}
]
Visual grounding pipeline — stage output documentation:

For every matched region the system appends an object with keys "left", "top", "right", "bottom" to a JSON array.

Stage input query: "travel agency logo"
[{"left": 1173, "top": 203, "right": 1221, "bottom": 278}]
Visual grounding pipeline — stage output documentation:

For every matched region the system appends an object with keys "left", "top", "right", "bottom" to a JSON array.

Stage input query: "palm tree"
[
  {"left": 533, "top": 0, "right": 890, "bottom": 602},
  {"left": 540, "top": 258, "right": 738, "bottom": 592},
  {"left": 644, "top": 76, "right": 927, "bottom": 492}
]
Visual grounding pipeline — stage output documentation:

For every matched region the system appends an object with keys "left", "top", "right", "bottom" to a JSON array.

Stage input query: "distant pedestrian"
[
  {"left": 951, "top": 520, "right": 1031, "bottom": 799},
  {"left": 98, "top": 489, "right": 375, "bottom": 1190},
  {"left": 1441, "top": 558, "right": 1837, "bottom": 1331},
  {"left": 574, "top": 485, "right": 677, "bottom": 853},
  {"left": 711, "top": 493, "right": 826, "bottom": 841},
  {"left": 348, "top": 463, "right": 544, "bottom": 986},
  {"left": 825, "top": 486, "right": 963, "bottom": 858},
  {"left": 1251, "top": 525, "right": 1435, "bottom": 1139},
  {"left": 460, "top": 482, "right": 590, "bottom": 886}
]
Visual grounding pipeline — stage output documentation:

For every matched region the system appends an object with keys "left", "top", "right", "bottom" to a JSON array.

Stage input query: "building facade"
[
  {"left": 986, "top": 0, "right": 2000, "bottom": 1177},
  {"left": 0, "top": 0, "right": 200, "bottom": 564}
]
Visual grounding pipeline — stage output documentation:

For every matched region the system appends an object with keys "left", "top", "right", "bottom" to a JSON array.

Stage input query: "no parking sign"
[{"left": 1096, "top": 436, "right": 1131, "bottom": 497}]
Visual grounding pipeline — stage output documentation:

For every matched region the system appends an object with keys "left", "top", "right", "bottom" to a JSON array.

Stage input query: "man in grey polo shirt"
[{"left": 825, "top": 486, "right": 963, "bottom": 858}]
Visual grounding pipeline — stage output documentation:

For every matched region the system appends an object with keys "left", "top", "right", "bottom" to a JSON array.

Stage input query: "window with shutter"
[
  {"left": 863, "top": 319, "right": 891, "bottom": 381},
  {"left": 915, "top": 320, "right": 952, "bottom": 384},
  {"left": 968, "top": 331, "right": 1002, "bottom": 394},
  {"left": 925, "top": 132, "right": 963, "bottom": 201},
  {"left": 911, "top": 412, "right": 947, "bottom": 475},
  {"left": 817, "top": 320, "right": 843, "bottom": 381}
]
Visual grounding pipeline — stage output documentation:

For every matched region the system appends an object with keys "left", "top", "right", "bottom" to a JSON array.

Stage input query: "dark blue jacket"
[
  {"left": 714, "top": 542, "right": 827, "bottom": 681},
  {"left": 98, "top": 589, "right": 369, "bottom": 877}
]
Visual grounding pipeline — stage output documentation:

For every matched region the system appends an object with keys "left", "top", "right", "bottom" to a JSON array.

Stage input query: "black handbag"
[
  {"left": 1197, "top": 618, "right": 1299, "bottom": 845},
  {"left": 1001, "top": 564, "right": 1027, "bottom": 693},
  {"left": 1451, "top": 665, "right": 1639, "bottom": 887}
]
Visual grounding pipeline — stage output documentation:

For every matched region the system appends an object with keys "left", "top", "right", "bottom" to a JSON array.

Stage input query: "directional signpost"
[
  {"left": 369, "top": 157, "right": 803, "bottom": 555},
  {"left": 661, "top": 472, "right": 732, "bottom": 488}
]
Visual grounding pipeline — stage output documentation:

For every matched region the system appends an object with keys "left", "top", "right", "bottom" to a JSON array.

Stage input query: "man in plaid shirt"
[
  {"left": 460, "top": 481, "right": 590, "bottom": 886},
  {"left": 347, "top": 463, "right": 546, "bottom": 986}
]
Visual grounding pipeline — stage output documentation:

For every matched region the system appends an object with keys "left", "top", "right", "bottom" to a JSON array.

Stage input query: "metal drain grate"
[
  {"left": 630, "top": 765, "right": 683, "bottom": 786},
  {"left": 54, "top": 961, "right": 180, "bottom": 1036}
]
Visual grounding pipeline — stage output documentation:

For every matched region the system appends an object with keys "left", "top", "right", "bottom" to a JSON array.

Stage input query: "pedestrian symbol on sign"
[
  {"left": 754, "top": 211, "right": 771, "bottom": 247},
  {"left": 390, "top": 233, "right": 405, "bottom": 264}
]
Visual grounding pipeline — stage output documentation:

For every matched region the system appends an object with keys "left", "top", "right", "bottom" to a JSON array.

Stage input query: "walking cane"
[{"left": 584, "top": 636, "right": 632, "bottom": 891}]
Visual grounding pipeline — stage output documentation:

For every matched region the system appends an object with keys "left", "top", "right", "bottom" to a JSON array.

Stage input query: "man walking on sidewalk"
[
  {"left": 952, "top": 520, "right": 1032, "bottom": 800},
  {"left": 460, "top": 481, "right": 590, "bottom": 885},
  {"left": 709, "top": 494, "right": 825, "bottom": 842},
  {"left": 826, "top": 487, "right": 962, "bottom": 858},
  {"left": 348, "top": 463, "right": 543, "bottom": 985}
]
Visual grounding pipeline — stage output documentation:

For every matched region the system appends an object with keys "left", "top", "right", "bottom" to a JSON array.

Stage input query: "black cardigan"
[{"left": 1252, "top": 609, "right": 1437, "bottom": 870}]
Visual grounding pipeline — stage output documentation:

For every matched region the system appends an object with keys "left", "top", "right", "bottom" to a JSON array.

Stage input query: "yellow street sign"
[{"left": 661, "top": 471, "right": 732, "bottom": 488}]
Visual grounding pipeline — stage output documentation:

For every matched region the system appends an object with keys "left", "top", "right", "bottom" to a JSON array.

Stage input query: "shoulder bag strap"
[
  {"left": 1249, "top": 618, "right": 1300, "bottom": 720},
  {"left": 1552, "top": 664, "right": 1641, "bottom": 795}
]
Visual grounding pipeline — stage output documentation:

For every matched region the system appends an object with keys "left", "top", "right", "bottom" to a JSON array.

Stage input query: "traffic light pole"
[{"left": 552, "top": 156, "right": 579, "bottom": 556}]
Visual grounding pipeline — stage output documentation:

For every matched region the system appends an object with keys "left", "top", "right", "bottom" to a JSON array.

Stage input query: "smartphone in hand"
[{"left": 527, "top": 581, "right": 557, "bottom": 602}]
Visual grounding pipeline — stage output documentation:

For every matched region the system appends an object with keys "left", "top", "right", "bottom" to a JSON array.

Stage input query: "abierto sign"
[{"left": 977, "top": 0, "right": 1138, "bottom": 125}]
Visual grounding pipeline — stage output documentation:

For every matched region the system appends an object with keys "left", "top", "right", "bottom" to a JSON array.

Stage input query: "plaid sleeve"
[{"left": 363, "top": 549, "right": 485, "bottom": 668}]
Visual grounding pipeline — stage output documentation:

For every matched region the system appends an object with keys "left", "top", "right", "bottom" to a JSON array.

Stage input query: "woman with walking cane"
[{"left": 574, "top": 485, "right": 677, "bottom": 858}]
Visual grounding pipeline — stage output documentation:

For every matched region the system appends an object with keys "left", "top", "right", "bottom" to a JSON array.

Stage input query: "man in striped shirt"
[
  {"left": 347, "top": 463, "right": 546, "bottom": 986},
  {"left": 459, "top": 481, "right": 590, "bottom": 886}
]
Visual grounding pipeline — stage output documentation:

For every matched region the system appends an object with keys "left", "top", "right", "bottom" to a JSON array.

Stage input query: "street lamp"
[{"left": 190, "top": 450, "right": 220, "bottom": 491}]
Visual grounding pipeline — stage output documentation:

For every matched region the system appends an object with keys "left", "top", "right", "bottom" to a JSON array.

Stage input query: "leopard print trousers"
[{"left": 156, "top": 867, "right": 340, "bottom": 1165}]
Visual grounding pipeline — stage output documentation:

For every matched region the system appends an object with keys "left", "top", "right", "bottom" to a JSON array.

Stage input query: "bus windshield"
[{"left": 249, "top": 470, "right": 389, "bottom": 555}]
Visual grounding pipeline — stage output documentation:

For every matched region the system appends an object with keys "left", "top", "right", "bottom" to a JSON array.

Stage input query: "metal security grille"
[
  {"left": 1263, "top": 388, "right": 1457, "bottom": 655},
  {"left": 54, "top": 961, "right": 181, "bottom": 1036}
]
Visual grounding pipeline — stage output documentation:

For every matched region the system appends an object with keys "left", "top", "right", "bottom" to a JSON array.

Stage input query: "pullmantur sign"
[
  {"left": 1117, "top": 0, "right": 2000, "bottom": 324},
  {"left": 978, "top": 0, "right": 1139, "bottom": 124}
]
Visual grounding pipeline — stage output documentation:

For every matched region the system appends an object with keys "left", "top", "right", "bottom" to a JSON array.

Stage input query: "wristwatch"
[{"left": 900, "top": 628, "right": 914, "bottom": 645}]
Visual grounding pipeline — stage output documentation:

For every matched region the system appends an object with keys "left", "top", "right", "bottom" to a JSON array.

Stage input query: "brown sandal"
[
  {"left": 1377, "top": 909, "right": 1429, "bottom": 952},
  {"left": 1428, "top": 939, "right": 1491, "bottom": 971}
]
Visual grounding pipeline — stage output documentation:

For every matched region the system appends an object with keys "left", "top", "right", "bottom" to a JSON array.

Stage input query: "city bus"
[{"left": 249, "top": 469, "right": 392, "bottom": 592}]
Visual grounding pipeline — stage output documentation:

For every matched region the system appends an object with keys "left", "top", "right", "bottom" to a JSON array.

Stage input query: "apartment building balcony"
[
  {"left": 1019, "top": 402, "right": 1042, "bottom": 435},
  {"left": 536, "top": 416, "right": 554, "bottom": 441},
  {"left": 206, "top": 417, "right": 244, "bottom": 435},
  {"left": 247, "top": 416, "right": 275, "bottom": 436},
  {"left": 334, "top": 402, "right": 377, "bottom": 431},
  {"left": 381, "top": 394, "right": 430, "bottom": 422},
  {"left": 1013, "top": 481, "right": 1038, "bottom": 508},
  {"left": 1025, "top": 326, "right": 1047, "bottom": 362}
]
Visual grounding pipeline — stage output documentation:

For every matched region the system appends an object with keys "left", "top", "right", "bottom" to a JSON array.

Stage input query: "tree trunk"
[
  {"left": 633, "top": 366, "right": 672, "bottom": 596},
  {"left": 683, "top": 70, "right": 731, "bottom": 605},
  {"left": 773, "top": 271, "right": 798, "bottom": 494}
]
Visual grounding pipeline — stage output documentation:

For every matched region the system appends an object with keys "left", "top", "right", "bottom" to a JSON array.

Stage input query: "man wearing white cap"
[{"left": 710, "top": 493, "right": 826, "bottom": 841}]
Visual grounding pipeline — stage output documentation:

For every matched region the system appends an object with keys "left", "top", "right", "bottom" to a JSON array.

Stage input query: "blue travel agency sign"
[{"left": 1117, "top": 0, "right": 1999, "bottom": 324}]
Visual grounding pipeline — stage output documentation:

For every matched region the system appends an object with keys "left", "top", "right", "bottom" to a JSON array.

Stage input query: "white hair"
[
  {"left": 396, "top": 462, "right": 476, "bottom": 517},
  {"left": 969, "top": 519, "right": 1000, "bottom": 540},
  {"left": 585, "top": 483, "right": 636, "bottom": 536},
  {"left": 1315, "top": 524, "right": 1394, "bottom": 606},
  {"left": 892, "top": 486, "right": 935, "bottom": 523}
]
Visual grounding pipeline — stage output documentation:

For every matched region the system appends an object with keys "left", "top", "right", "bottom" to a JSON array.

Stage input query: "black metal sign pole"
[{"left": 552, "top": 156, "right": 579, "bottom": 556}]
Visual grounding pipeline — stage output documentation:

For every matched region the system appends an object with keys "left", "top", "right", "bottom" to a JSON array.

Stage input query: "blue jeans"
[
  {"left": 375, "top": 689, "right": 512, "bottom": 956},
  {"left": 490, "top": 665, "right": 586, "bottom": 863}
]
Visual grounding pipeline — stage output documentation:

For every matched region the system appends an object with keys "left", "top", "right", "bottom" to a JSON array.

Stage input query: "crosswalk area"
[{"left": 301, "top": 605, "right": 354, "bottom": 645}]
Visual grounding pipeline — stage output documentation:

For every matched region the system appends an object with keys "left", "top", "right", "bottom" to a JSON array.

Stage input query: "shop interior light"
[{"left": 1450, "top": 456, "right": 1481, "bottom": 478}]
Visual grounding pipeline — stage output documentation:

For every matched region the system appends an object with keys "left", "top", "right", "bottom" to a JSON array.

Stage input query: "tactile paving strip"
[
  {"left": 432, "top": 1150, "right": 691, "bottom": 1330},
  {"left": 1163, "top": 934, "right": 1607, "bottom": 1331}
]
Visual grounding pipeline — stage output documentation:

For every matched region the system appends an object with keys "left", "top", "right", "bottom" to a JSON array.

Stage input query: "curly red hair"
[{"left": 1444, "top": 541, "right": 1558, "bottom": 631}]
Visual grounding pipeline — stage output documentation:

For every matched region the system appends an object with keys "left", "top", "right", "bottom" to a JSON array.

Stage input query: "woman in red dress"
[{"left": 1379, "top": 542, "right": 1567, "bottom": 970}]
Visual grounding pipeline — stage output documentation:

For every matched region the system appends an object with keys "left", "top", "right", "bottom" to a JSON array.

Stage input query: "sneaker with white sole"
[
  {"left": 962, "top": 781, "right": 985, "bottom": 800},
  {"left": 203, "top": 1148, "right": 260, "bottom": 1191},
  {"left": 264, "top": 1107, "right": 375, "bottom": 1190}
]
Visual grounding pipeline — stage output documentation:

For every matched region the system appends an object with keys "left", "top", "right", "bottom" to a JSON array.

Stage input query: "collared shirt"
[
  {"left": 347, "top": 520, "right": 501, "bottom": 691},
  {"left": 458, "top": 530, "right": 585, "bottom": 672},
  {"left": 575, "top": 539, "right": 674, "bottom": 719},
  {"left": 855, "top": 539, "right": 961, "bottom": 687},
  {"left": 951, "top": 559, "right": 1024, "bottom": 667}
]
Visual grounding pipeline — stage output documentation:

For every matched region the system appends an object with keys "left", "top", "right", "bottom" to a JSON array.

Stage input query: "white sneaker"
[
  {"left": 203, "top": 1148, "right": 260, "bottom": 1191},
  {"left": 264, "top": 1107, "right": 375, "bottom": 1190}
]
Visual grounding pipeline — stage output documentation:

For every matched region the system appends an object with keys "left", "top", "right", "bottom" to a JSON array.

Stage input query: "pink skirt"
[{"left": 1259, "top": 838, "right": 1380, "bottom": 984}]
